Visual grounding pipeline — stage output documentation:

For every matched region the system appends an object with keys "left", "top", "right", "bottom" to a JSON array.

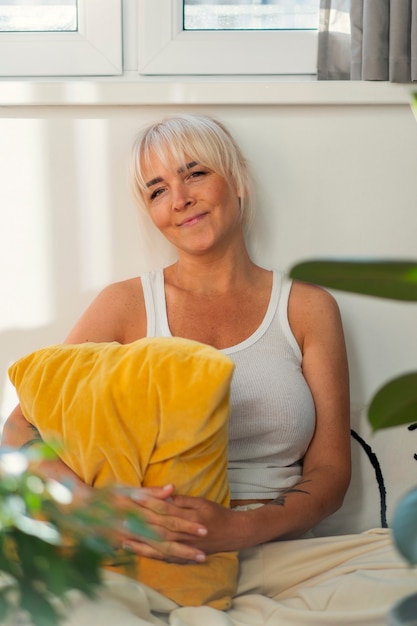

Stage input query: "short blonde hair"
[{"left": 130, "top": 113, "right": 254, "bottom": 228}]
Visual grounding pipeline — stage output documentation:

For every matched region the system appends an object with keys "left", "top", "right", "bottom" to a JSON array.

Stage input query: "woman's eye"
[
  {"left": 189, "top": 170, "right": 207, "bottom": 179},
  {"left": 150, "top": 187, "right": 165, "bottom": 201}
]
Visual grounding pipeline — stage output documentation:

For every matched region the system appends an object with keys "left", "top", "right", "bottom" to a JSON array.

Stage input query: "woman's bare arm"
[
  {"left": 64, "top": 278, "right": 147, "bottom": 345},
  {"left": 2, "top": 278, "right": 146, "bottom": 449},
  {"left": 1, "top": 279, "right": 208, "bottom": 561},
  {"left": 2, "top": 403, "right": 91, "bottom": 499}
]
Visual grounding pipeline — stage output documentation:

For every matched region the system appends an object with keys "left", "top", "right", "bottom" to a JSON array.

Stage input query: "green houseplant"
[{"left": 0, "top": 443, "right": 153, "bottom": 626}]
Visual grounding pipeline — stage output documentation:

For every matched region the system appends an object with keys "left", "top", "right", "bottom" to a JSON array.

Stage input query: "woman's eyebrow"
[
  {"left": 145, "top": 161, "right": 199, "bottom": 188},
  {"left": 181, "top": 161, "right": 199, "bottom": 172},
  {"left": 145, "top": 176, "right": 162, "bottom": 189}
]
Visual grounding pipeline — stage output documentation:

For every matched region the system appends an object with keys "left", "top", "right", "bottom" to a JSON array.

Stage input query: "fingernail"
[
  {"left": 195, "top": 553, "right": 206, "bottom": 562},
  {"left": 130, "top": 490, "right": 145, "bottom": 502},
  {"left": 197, "top": 527, "right": 207, "bottom": 536}
]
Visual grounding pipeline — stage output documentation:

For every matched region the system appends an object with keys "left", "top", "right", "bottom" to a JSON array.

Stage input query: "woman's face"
[{"left": 141, "top": 150, "right": 242, "bottom": 256}]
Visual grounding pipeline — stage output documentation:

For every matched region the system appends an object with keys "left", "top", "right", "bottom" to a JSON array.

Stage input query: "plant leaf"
[
  {"left": 289, "top": 260, "right": 417, "bottom": 301},
  {"left": 124, "top": 511, "right": 159, "bottom": 540},
  {"left": 19, "top": 581, "right": 62, "bottom": 626},
  {"left": 392, "top": 487, "right": 417, "bottom": 565},
  {"left": 368, "top": 372, "right": 417, "bottom": 430},
  {"left": 0, "top": 444, "right": 156, "bottom": 625}
]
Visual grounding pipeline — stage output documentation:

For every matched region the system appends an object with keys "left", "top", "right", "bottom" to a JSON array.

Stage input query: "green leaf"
[
  {"left": 20, "top": 581, "right": 62, "bottom": 626},
  {"left": 63, "top": 545, "right": 104, "bottom": 597},
  {"left": 368, "top": 372, "right": 417, "bottom": 430},
  {"left": 392, "top": 487, "right": 417, "bottom": 565},
  {"left": 289, "top": 260, "right": 417, "bottom": 301},
  {"left": 41, "top": 559, "right": 74, "bottom": 599},
  {"left": 124, "top": 511, "right": 159, "bottom": 540},
  {"left": 0, "top": 443, "right": 157, "bottom": 625},
  {"left": 0, "top": 585, "right": 17, "bottom": 622}
]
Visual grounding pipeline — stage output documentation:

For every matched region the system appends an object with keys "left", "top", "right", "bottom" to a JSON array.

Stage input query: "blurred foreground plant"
[{"left": 0, "top": 444, "right": 153, "bottom": 626}]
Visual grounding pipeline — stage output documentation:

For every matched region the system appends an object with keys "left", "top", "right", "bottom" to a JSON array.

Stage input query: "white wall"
[{"left": 1, "top": 95, "right": 417, "bottom": 423}]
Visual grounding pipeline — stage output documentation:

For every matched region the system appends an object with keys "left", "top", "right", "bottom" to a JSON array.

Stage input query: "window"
[
  {"left": 0, "top": 0, "right": 77, "bottom": 32},
  {"left": 183, "top": 0, "right": 319, "bottom": 31},
  {"left": 0, "top": 0, "right": 122, "bottom": 76},
  {"left": 0, "top": 0, "right": 319, "bottom": 78},
  {"left": 138, "top": 0, "right": 319, "bottom": 75}
]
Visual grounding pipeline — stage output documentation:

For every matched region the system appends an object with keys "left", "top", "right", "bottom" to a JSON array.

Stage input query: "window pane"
[
  {"left": 183, "top": 0, "right": 319, "bottom": 30},
  {"left": 0, "top": 0, "right": 77, "bottom": 32}
]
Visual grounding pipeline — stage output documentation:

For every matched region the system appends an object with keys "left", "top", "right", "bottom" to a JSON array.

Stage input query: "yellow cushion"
[{"left": 8, "top": 337, "right": 238, "bottom": 609}]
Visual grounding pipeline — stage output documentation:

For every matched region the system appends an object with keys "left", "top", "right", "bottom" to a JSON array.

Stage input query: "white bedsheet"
[{"left": 59, "top": 529, "right": 417, "bottom": 626}]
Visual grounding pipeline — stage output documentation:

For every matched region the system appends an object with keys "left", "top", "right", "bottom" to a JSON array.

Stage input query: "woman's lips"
[{"left": 178, "top": 212, "right": 208, "bottom": 227}]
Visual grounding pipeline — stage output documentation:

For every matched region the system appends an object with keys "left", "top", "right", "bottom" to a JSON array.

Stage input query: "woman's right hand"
[{"left": 120, "top": 485, "right": 209, "bottom": 563}]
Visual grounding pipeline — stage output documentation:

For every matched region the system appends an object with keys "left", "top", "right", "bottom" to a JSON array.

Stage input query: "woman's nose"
[{"left": 172, "top": 183, "right": 194, "bottom": 211}]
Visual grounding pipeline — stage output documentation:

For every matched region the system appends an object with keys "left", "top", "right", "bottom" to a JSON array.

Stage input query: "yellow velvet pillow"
[{"left": 8, "top": 337, "right": 238, "bottom": 609}]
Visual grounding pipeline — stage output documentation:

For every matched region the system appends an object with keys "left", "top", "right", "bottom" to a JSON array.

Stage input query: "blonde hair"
[{"left": 130, "top": 113, "right": 254, "bottom": 228}]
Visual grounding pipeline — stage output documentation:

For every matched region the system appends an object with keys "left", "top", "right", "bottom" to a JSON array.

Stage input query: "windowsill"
[{"left": 0, "top": 75, "right": 413, "bottom": 106}]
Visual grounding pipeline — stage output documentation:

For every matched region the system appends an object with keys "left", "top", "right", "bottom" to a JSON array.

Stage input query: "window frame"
[
  {"left": 138, "top": 0, "right": 318, "bottom": 76},
  {"left": 0, "top": 0, "right": 122, "bottom": 77}
]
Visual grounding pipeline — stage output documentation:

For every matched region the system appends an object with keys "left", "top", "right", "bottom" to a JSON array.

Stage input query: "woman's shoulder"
[
  {"left": 288, "top": 280, "right": 343, "bottom": 350},
  {"left": 65, "top": 276, "right": 147, "bottom": 344},
  {"left": 101, "top": 270, "right": 164, "bottom": 311},
  {"left": 289, "top": 279, "right": 339, "bottom": 310},
  {"left": 99, "top": 276, "right": 144, "bottom": 299}
]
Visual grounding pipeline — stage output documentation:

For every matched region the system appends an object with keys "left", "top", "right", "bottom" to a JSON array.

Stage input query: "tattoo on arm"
[
  {"left": 28, "top": 424, "right": 41, "bottom": 439},
  {"left": 272, "top": 479, "right": 311, "bottom": 507},
  {"left": 19, "top": 425, "right": 42, "bottom": 451}
]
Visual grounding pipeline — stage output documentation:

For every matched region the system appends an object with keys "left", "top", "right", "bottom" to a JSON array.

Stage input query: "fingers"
[
  {"left": 130, "top": 507, "right": 208, "bottom": 543},
  {"left": 122, "top": 538, "right": 206, "bottom": 564},
  {"left": 170, "top": 494, "right": 205, "bottom": 509},
  {"left": 115, "top": 483, "right": 175, "bottom": 501},
  {"left": 129, "top": 494, "right": 208, "bottom": 538},
  {"left": 136, "top": 484, "right": 176, "bottom": 500},
  {"left": 91, "top": 486, "right": 210, "bottom": 563}
]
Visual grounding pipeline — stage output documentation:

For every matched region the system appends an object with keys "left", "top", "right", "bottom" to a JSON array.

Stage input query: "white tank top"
[{"left": 141, "top": 268, "right": 316, "bottom": 500}]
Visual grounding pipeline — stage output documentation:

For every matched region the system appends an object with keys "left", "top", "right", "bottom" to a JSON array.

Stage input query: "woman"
[{"left": 3, "top": 115, "right": 413, "bottom": 624}]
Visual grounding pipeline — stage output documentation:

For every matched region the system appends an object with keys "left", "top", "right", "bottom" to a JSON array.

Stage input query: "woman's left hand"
[{"left": 169, "top": 495, "right": 243, "bottom": 553}]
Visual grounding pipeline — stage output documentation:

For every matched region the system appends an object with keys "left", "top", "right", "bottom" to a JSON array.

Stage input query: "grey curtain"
[{"left": 318, "top": 0, "right": 417, "bottom": 82}]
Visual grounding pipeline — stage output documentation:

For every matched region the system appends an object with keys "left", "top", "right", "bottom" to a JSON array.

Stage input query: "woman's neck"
[{"left": 165, "top": 251, "right": 264, "bottom": 297}]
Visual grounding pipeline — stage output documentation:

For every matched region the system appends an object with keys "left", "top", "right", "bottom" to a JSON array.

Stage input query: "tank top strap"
[
  {"left": 277, "top": 275, "right": 302, "bottom": 361},
  {"left": 141, "top": 269, "right": 171, "bottom": 338}
]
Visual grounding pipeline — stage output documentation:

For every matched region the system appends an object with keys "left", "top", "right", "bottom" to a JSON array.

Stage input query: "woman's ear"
[{"left": 235, "top": 182, "right": 246, "bottom": 201}]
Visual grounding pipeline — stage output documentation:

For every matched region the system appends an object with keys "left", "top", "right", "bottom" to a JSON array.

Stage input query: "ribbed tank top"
[{"left": 141, "top": 269, "right": 316, "bottom": 500}]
